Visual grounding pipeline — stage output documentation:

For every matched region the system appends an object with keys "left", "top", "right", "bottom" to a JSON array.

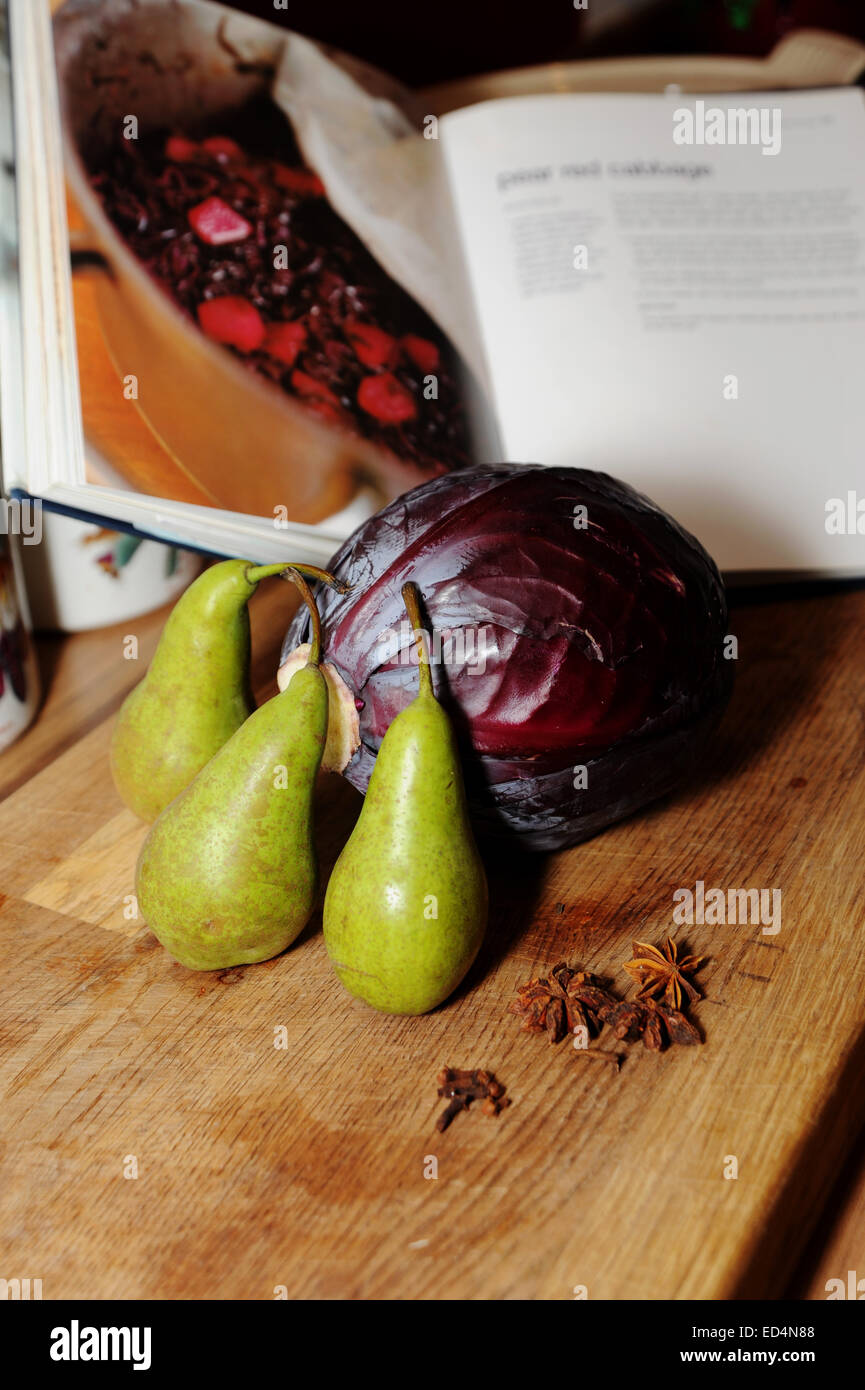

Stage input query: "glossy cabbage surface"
[{"left": 282, "top": 464, "right": 732, "bottom": 850}]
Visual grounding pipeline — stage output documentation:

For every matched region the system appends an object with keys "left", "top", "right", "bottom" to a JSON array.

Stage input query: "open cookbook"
[{"left": 2, "top": 0, "right": 865, "bottom": 575}]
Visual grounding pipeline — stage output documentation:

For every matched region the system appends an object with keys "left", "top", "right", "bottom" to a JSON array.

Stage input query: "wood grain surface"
[{"left": 0, "top": 582, "right": 864, "bottom": 1300}]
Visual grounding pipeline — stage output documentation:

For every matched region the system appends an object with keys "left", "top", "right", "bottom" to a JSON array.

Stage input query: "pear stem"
[
  {"left": 401, "top": 581, "right": 434, "bottom": 700},
  {"left": 284, "top": 569, "right": 322, "bottom": 665},
  {"left": 244, "top": 562, "right": 350, "bottom": 594}
]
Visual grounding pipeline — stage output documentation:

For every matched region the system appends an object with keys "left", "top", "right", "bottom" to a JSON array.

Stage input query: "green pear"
[
  {"left": 135, "top": 570, "right": 328, "bottom": 970},
  {"left": 111, "top": 558, "right": 340, "bottom": 822},
  {"left": 323, "top": 581, "right": 488, "bottom": 1015}
]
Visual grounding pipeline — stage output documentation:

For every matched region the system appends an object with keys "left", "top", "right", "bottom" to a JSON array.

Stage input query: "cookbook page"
[{"left": 440, "top": 89, "right": 865, "bottom": 573}]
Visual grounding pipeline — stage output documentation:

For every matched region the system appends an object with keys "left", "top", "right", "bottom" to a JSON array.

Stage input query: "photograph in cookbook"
[{"left": 52, "top": 0, "right": 493, "bottom": 532}]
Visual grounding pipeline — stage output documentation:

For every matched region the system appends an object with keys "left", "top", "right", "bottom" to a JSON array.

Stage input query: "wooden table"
[{"left": 1, "top": 579, "right": 863, "bottom": 1300}]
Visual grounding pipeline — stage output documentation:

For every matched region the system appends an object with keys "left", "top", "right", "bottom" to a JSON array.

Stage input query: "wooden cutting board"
[{"left": 1, "top": 581, "right": 864, "bottom": 1300}]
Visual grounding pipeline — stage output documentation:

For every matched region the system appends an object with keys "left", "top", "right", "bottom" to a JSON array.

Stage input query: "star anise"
[
  {"left": 508, "top": 962, "right": 618, "bottom": 1044},
  {"left": 605, "top": 997, "right": 701, "bottom": 1051},
  {"left": 622, "top": 937, "right": 704, "bottom": 1010}
]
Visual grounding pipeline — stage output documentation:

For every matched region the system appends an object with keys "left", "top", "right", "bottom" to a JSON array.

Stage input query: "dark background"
[{"left": 227, "top": 1, "right": 865, "bottom": 87}]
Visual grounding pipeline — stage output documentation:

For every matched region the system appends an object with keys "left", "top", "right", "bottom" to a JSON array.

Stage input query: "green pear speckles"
[
  {"left": 111, "top": 558, "right": 342, "bottom": 822},
  {"left": 323, "top": 581, "right": 488, "bottom": 1014},
  {"left": 135, "top": 570, "right": 328, "bottom": 970}
]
